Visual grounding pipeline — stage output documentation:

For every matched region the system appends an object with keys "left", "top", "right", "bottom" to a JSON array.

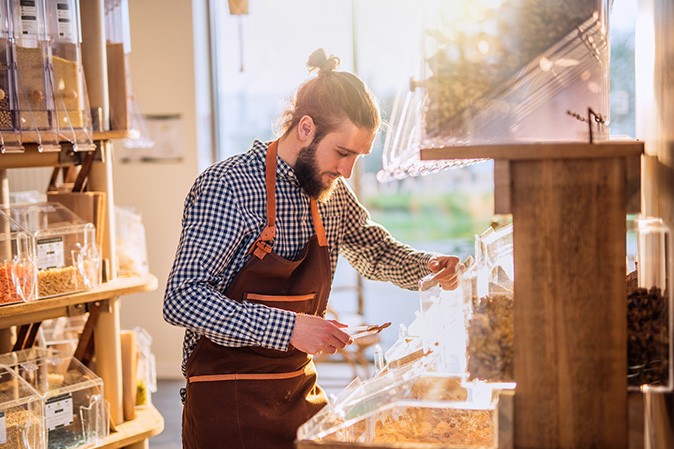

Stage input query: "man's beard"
[{"left": 295, "top": 140, "right": 338, "bottom": 202}]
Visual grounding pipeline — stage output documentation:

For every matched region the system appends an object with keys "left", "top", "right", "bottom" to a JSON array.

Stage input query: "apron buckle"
[{"left": 250, "top": 240, "right": 273, "bottom": 259}]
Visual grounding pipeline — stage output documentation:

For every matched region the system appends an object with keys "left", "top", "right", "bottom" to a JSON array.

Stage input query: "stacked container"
[
  {"left": 44, "top": 0, "right": 94, "bottom": 151},
  {"left": 468, "top": 224, "right": 515, "bottom": 385},
  {"left": 7, "top": 0, "right": 60, "bottom": 151},
  {"left": 0, "top": 0, "right": 23, "bottom": 152},
  {"left": 0, "top": 202, "right": 100, "bottom": 298},
  {"left": 0, "top": 365, "right": 45, "bottom": 448},
  {"left": 626, "top": 217, "right": 673, "bottom": 391},
  {"left": 0, "top": 348, "right": 108, "bottom": 448},
  {"left": 380, "top": 0, "right": 610, "bottom": 180},
  {"left": 298, "top": 358, "right": 498, "bottom": 448},
  {"left": 0, "top": 212, "right": 37, "bottom": 305}
]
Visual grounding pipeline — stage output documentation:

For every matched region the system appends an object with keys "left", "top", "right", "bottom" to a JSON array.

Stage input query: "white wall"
[{"left": 115, "top": 0, "right": 204, "bottom": 379}]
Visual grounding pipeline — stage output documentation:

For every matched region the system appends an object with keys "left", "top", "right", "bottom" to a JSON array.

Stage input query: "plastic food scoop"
[{"left": 345, "top": 322, "right": 392, "bottom": 340}]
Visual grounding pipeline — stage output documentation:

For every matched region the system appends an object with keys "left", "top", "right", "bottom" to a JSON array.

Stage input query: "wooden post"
[{"left": 510, "top": 157, "right": 628, "bottom": 448}]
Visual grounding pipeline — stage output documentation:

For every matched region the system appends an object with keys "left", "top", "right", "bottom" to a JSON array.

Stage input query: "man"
[{"left": 164, "top": 48, "right": 462, "bottom": 449}]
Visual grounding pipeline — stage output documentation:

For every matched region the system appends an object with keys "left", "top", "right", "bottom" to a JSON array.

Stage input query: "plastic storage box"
[
  {"left": 626, "top": 217, "right": 672, "bottom": 392},
  {"left": 0, "top": 213, "right": 37, "bottom": 306},
  {"left": 302, "top": 397, "right": 498, "bottom": 448},
  {"left": 380, "top": 0, "right": 610, "bottom": 180},
  {"left": 468, "top": 224, "right": 515, "bottom": 385},
  {"left": 0, "top": 0, "right": 24, "bottom": 152},
  {"left": 0, "top": 202, "right": 100, "bottom": 298},
  {"left": 44, "top": 0, "right": 94, "bottom": 150},
  {"left": 7, "top": 0, "right": 60, "bottom": 151},
  {"left": 0, "top": 364, "right": 45, "bottom": 449},
  {"left": 0, "top": 348, "right": 108, "bottom": 449}
]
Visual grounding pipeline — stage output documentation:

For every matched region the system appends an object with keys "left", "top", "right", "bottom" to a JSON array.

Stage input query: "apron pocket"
[
  {"left": 244, "top": 292, "right": 317, "bottom": 357},
  {"left": 245, "top": 292, "right": 316, "bottom": 313}
]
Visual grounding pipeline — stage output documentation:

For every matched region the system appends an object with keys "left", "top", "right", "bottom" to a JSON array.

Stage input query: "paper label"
[
  {"left": 56, "top": 1, "right": 74, "bottom": 39},
  {"left": 20, "top": 0, "right": 39, "bottom": 36},
  {"left": 46, "top": 393, "right": 73, "bottom": 430},
  {"left": 37, "top": 237, "right": 65, "bottom": 270},
  {"left": 0, "top": 411, "right": 6, "bottom": 444}
]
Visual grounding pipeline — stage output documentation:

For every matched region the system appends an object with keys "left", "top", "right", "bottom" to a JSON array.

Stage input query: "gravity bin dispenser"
[{"left": 380, "top": 0, "right": 610, "bottom": 180}]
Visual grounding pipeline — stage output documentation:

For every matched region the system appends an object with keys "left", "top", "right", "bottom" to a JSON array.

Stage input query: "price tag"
[
  {"left": 37, "top": 237, "right": 65, "bottom": 270},
  {"left": 46, "top": 393, "right": 73, "bottom": 431}
]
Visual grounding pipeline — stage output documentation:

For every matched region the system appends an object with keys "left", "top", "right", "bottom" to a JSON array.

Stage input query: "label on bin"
[
  {"left": 46, "top": 393, "right": 73, "bottom": 430},
  {"left": 56, "top": 1, "right": 75, "bottom": 39},
  {"left": 37, "top": 237, "right": 65, "bottom": 270},
  {"left": 0, "top": 411, "right": 6, "bottom": 444},
  {"left": 19, "top": 1, "right": 39, "bottom": 36}
]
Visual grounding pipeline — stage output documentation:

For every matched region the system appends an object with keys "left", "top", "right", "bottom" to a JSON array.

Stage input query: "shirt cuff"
[{"left": 259, "top": 307, "right": 296, "bottom": 351}]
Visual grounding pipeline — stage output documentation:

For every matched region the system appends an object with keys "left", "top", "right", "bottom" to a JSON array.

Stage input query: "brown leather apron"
[{"left": 182, "top": 140, "right": 332, "bottom": 449}]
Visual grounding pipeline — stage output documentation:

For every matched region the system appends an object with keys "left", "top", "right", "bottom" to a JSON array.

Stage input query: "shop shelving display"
[{"left": 0, "top": 0, "right": 163, "bottom": 448}]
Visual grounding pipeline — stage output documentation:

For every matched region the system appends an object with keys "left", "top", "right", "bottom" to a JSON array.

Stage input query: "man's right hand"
[{"left": 290, "top": 314, "right": 353, "bottom": 355}]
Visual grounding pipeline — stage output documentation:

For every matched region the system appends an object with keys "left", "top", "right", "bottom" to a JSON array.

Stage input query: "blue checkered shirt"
[{"left": 163, "top": 140, "right": 435, "bottom": 375}]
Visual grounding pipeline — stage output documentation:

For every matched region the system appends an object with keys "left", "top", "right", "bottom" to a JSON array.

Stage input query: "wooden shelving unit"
[{"left": 0, "top": 1, "right": 164, "bottom": 447}]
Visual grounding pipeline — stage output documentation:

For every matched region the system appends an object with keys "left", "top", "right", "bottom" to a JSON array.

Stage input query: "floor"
[{"left": 148, "top": 361, "right": 362, "bottom": 448}]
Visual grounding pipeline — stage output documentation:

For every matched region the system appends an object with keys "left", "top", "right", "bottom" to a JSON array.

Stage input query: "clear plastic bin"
[
  {"left": 115, "top": 206, "right": 149, "bottom": 278},
  {"left": 8, "top": 0, "right": 60, "bottom": 151},
  {"left": 626, "top": 217, "right": 672, "bottom": 392},
  {"left": 379, "top": 0, "right": 610, "bottom": 180},
  {"left": 0, "top": 348, "right": 109, "bottom": 449},
  {"left": 0, "top": 0, "right": 24, "bottom": 152},
  {"left": 419, "top": 0, "right": 609, "bottom": 147},
  {"left": 0, "top": 202, "right": 101, "bottom": 298},
  {"left": 37, "top": 315, "right": 88, "bottom": 357},
  {"left": 306, "top": 398, "right": 497, "bottom": 448},
  {"left": 0, "top": 213, "right": 37, "bottom": 305},
  {"left": 44, "top": 0, "right": 94, "bottom": 151},
  {"left": 468, "top": 224, "right": 515, "bottom": 384},
  {"left": 0, "top": 364, "right": 45, "bottom": 449}
]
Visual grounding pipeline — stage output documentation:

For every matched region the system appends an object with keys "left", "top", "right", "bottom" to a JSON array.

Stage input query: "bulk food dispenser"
[
  {"left": 298, "top": 252, "right": 512, "bottom": 449},
  {"left": 626, "top": 217, "right": 672, "bottom": 392},
  {"left": 0, "top": 347, "right": 109, "bottom": 449},
  {"left": 0, "top": 202, "right": 100, "bottom": 298},
  {"left": 0, "top": 0, "right": 23, "bottom": 152},
  {"left": 0, "top": 365, "right": 45, "bottom": 449},
  {"left": 44, "top": 0, "right": 94, "bottom": 151},
  {"left": 380, "top": 0, "right": 610, "bottom": 180},
  {"left": 469, "top": 224, "right": 515, "bottom": 385},
  {"left": 6, "top": 0, "right": 60, "bottom": 151},
  {"left": 0, "top": 212, "right": 37, "bottom": 306}
]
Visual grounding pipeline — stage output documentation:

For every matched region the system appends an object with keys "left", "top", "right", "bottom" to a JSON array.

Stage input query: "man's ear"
[{"left": 297, "top": 115, "right": 315, "bottom": 143}]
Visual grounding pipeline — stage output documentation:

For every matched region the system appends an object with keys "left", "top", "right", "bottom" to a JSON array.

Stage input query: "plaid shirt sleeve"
[
  {"left": 163, "top": 170, "right": 296, "bottom": 351},
  {"left": 335, "top": 180, "right": 436, "bottom": 290}
]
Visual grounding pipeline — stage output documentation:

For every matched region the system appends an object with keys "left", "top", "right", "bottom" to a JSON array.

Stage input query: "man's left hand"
[{"left": 427, "top": 255, "right": 462, "bottom": 290}]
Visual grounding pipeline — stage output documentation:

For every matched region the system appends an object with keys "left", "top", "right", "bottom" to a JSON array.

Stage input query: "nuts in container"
[{"left": 0, "top": 203, "right": 100, "bottom": 299}]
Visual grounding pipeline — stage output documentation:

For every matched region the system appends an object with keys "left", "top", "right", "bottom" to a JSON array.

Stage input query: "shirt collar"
[{"left": 253, "top": 139, "right": 300, "bottom": 186}]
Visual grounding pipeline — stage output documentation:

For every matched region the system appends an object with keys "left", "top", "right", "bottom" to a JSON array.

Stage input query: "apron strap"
[
  {"left": 310, "top": 199, "right": 328, "bottom": 247},
  {"left": 249, "top": 139, "right": 329, "bottom": 258}
]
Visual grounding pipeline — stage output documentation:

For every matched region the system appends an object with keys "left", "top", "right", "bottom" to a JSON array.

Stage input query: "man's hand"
[
  {"left": 290, "top": 314, "right": 353, "bottom": 355},
  {"left": 427, "top": 255, "right": 462, "bottom": 290}
]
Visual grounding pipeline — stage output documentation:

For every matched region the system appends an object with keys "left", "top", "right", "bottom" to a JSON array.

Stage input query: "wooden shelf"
[
  {"left": 93, "top": 129, "right": 140, "bottom": 141},
  {"left": 0, "top": 129, "right": 140, "bottom": 169},
  {"left": 96, "top": 404, "right": 164, "bottom": 449},
  {"left": 420, "top": 141, "right": 644, "bottom": 161},
  {"left": 0, "top": 274, "right": 158, "bottom": 328}
]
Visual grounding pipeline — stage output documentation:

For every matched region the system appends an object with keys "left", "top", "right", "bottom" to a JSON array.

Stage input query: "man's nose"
[{"left": 338, "top": 158, "right": 357, "bottom": 178}]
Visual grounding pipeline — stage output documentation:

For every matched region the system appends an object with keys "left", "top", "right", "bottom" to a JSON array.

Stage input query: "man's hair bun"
[{"left": 307, "top": 48, "right": 340, "bottom": 75}]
